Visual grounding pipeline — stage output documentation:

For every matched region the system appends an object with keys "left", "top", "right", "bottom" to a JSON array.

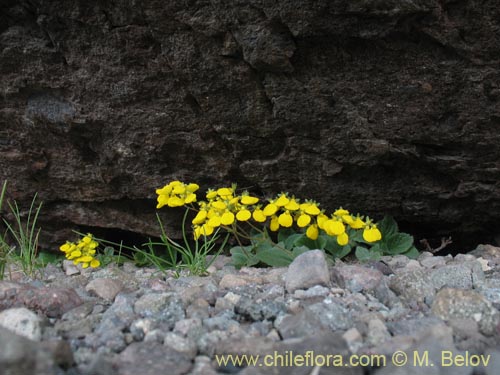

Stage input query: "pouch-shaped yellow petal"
[
  {"left": 201, "top": 224, "right": 214, "bottom": 236},
  {"left": 270, "top": 216, "right": 280, "bottom": 231},
  {"left": 337, "top": 232, "right": 349, "bottom": 246},
  {"left": 278, "top": 212, "right": 293, "bottom": 227},
  {"left": 306, "top": 224, "right": 319, "bottom": 240},
  {"left": 172, "top": 184, "right": 186, "bottom": 194},
  {"left": 90, "top": 259, "right": 101, "bottom": 268},
  {"left": 274, "top": 195, "right": 289, "bottom": 207},
  {"left": 221, "top": 212, "right": 235, "bottom": 225},
  {"left": 241, "top": 196, "right": 259, "bottom": 205},
  {"left": 207, "top": 215, "right": 221, "bottom": 228},
  {"left": 60, "top": 243, "right": 72, "bottom": 252},
  {"left": 167, "top": 196, "right": 184, "bottom": 207},
  {"left": 350, "top": 217, "right": 365, "bottom": 229},
  {"left": 206, "top": 189, "right": 217, "bottom": 199},
  {"left": 192, "top": 210, "right": 208, "bottom": 225},
  {"left": 211, "top": 201, "right": 227, "bottom": 211},
  {"left": 325, "top": 220, "right": 345, "bottom": 236},
  {"left": 297, "top": 214, "right": 311, "bottom": 228},
  {"left": 236, "top": 209, "right": 251, "bottom": 221},
  {"left": 68, "top": 250, "right": 82, "bottom": 259},
  {"left": 263, "top": 203, "right": 278, "bottom": 216},
  {"left": 184, "top": 193, "right": 197, "bottom": 204},
  {"left": 217, "top": 187, "right": 233, "bottom": 197},
  {"left": 252, "top": 209, "right": 267, "bottom": 222},
  {"left": 305, "top": 204, "right": 320, "bottom": 216},
  {"left": 79, "top": 255, "right": 93, "bottom": 263},
  {"left": 317, "top": 214, "right": 328, "bottom": 229},
  {"left": 334, "top": 208, "right": 349, "bottom": 216},
  {"left": 363, "top": 227, "right": 382, "bottom": 242},
  {"left": 284, "top": 199, "right": 300, "bottom": 211},
  {"left": 186, "top": 183, "right": 200, "bottom": 192}
]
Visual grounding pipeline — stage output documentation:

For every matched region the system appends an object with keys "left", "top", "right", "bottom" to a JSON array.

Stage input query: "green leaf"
[
  {"left": 294, "top": 234, "right": 327, "bottom": 250},
  {"left": 377, "top": 216, "right": 398, "bottom": 238},
  {"left": 384, "top": 233, "right": 413, "bottom": 255},
  {"left": 278, "top": 228, "right": 297, "bottom": 244},
  {"left": 104, "top": 246, "right": 115, "bottom": 257},
  {"left": 255, "top": 246, "right": 294, "bottom": 267},
  {"left": 36, "top": 251, "right": 62, "bottom": 266},
  {"left": 284, "top": 233, "right": 304, "bottom": 250},
  {"left": 133, "top": 252, "right": 150, "bottom": 267},
  {"left": 291, "top": 246, "right": 309, "bottom": 257},
  {"left": 327, "top": 243, "right": 352, "bottom": 259},
  {"left": 355, "top": 246, "right": 370, "bottom": 262},
  {"left": 355, "top": 246, "right": 382, "bottom": 262},
  {"left": 230, "top": 246, "right": 258, "bottom": 268},
  {"left": 402, "top": 246, "right": 420, "bottom": 259}
]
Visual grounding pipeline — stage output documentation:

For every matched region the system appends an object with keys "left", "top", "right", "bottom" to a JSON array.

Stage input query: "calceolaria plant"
[
  {"left": 60, "top": 233, "right": 101, "bottom": 269},
  {"left": 154, "top": 180, "right": 417, "bottom": 268}
]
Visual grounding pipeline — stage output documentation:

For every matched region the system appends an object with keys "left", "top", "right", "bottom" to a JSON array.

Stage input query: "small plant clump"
[
  {"left": 58, "top": 180, "right": 418, "bottom": 275},
  {"left": 0, "top": 181, "right": 44, "bottom": 279},
  {"left": 153, "top": 181, "right": 417, "bottom": 268},
  {"left": 59, "top": 233, "right": 101, "bottom": 269}
]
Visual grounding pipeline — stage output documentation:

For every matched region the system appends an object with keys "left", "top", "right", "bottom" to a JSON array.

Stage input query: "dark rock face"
[{"left": 1, "top": 0, "right": 499, "bottom": 248}]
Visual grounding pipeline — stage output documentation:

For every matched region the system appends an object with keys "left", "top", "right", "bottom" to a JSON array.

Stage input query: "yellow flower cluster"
[
  {"left": 156, "top": 181, "right": 199, "bottom": 209},
  {"left": 155, "top": 182, "right": 382, "bottom": 246},
  {"left": 259, "top": 194, "right": 381, "bottom": 245},
  {"left": 59, "top": 233, "right": 101, "bottom": 268},
  {"left": 191, "top": 186, "right": 260, "bottom": 239}
]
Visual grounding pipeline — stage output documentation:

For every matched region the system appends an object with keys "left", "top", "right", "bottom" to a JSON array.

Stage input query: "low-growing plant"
[
  {"left": 60, "top": 233, "right": 101, "bottom": 269},
  {"left": 60, "top": 180, "right": 418, "bottom": 274},
  {"left": 62, "top": 211, "right": 229, "bottom": 277},
  {"left": 0, "top": 181, "right": 43, "bottom": 278},
  {"left": 154, "top": 180, "right": 418, "bottom": 268}
]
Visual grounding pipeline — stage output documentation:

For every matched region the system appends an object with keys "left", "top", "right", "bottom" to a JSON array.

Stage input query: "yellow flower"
[
  {"left": 363, "top": 226, "right": 382, "bottom": 242},
  {"left": 59, "top": 243, "right": 72, "bottom": 252},
  {"left": 317, "top": 214, "right": 328, "bottom": 229},
  {"left": 337, "top": 232, "right": 349, "bottom": 246},
  {"left": 306, "top": 224, "right": 319, "bottom": 240},
  {"left": 172, "top": 184, "right": 186, "bottom": 194},
  {"left": 167, "top": 196, "right": 184, "bottom": 207},
  {"left": 221, "top": 212, "right": 235, "bottom": 225},
  {"left": 270, "top": 216, "right": 280, "bottom": 231},
  {"left": 61, "top": 233, "right": 101, "bottom": 269},
  {"left": 305, "top": 203, "right": 320, "bottom": 216},
  {"left": 297, "top": 214, "right": 311, "bottom": 228},
  {"left": 350, "top": 216, "right": 365, "bottom": 229},
  {"left": 263, "top": 203, "right": 278, "bottom": 216},
  {"left": 184, "top": 193, "right": 197, "bottom": 204},
  {"left": 206, "top": 189, "right": 217, "bottom": 199},
  {"left": 334, "top": 208, "right": 349, "bottom": 216},
  {"left": 252, "top": 209, "right": 267, "bottom": 222},
  {"left": 278, "top": 212, "right": 293, "bottom": 227},
  {"left": 284, "top": 199, "right": 300, "bottom": 211},
  {"left": 156, "top": 194, "right": 169, "bottom": 209},
  {"left": 240, "top": 195, "right": 259, "bottom": 205},
  {"left": 274, "top": 194, "right": 289, "bottom": 207},
  {"left": 217, "top": 187, "right": 233, "bottom": 197},
  {"left": 192, "top": 210, "right": 208, "bottom": 225},
  {"left": 201, "top": 223, "right": 214, "bottom": 236},
  {"left": 186, "top": 183, "right": 200, "bottom": 192},
  {"left": 211, "top": 201, "right": 226, "bottom": 211},
  {"left": 68, "top": 250, "right": 81, "bottom": 259},
  {"left": 236, "top": 209, "right": 251, "bottom": 221},
  {"left": 207, "top": 215, "right": 221, "bottom": 228},
  {"left": 324, "top": 219, "right": 345, "bottom": 236}
]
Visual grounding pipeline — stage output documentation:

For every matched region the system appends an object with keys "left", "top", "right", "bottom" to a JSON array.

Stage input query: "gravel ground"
[{"left": 1, "top": 245, "right": 499, "bottom": 375}]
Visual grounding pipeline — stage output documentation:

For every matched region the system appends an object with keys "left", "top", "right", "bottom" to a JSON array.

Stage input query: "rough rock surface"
[
  {"left": 1, "top": 0, "right": 499, "bottom": 248},
  {"left": 0, "top": 245, "right": 499, "bottom": 374}
]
